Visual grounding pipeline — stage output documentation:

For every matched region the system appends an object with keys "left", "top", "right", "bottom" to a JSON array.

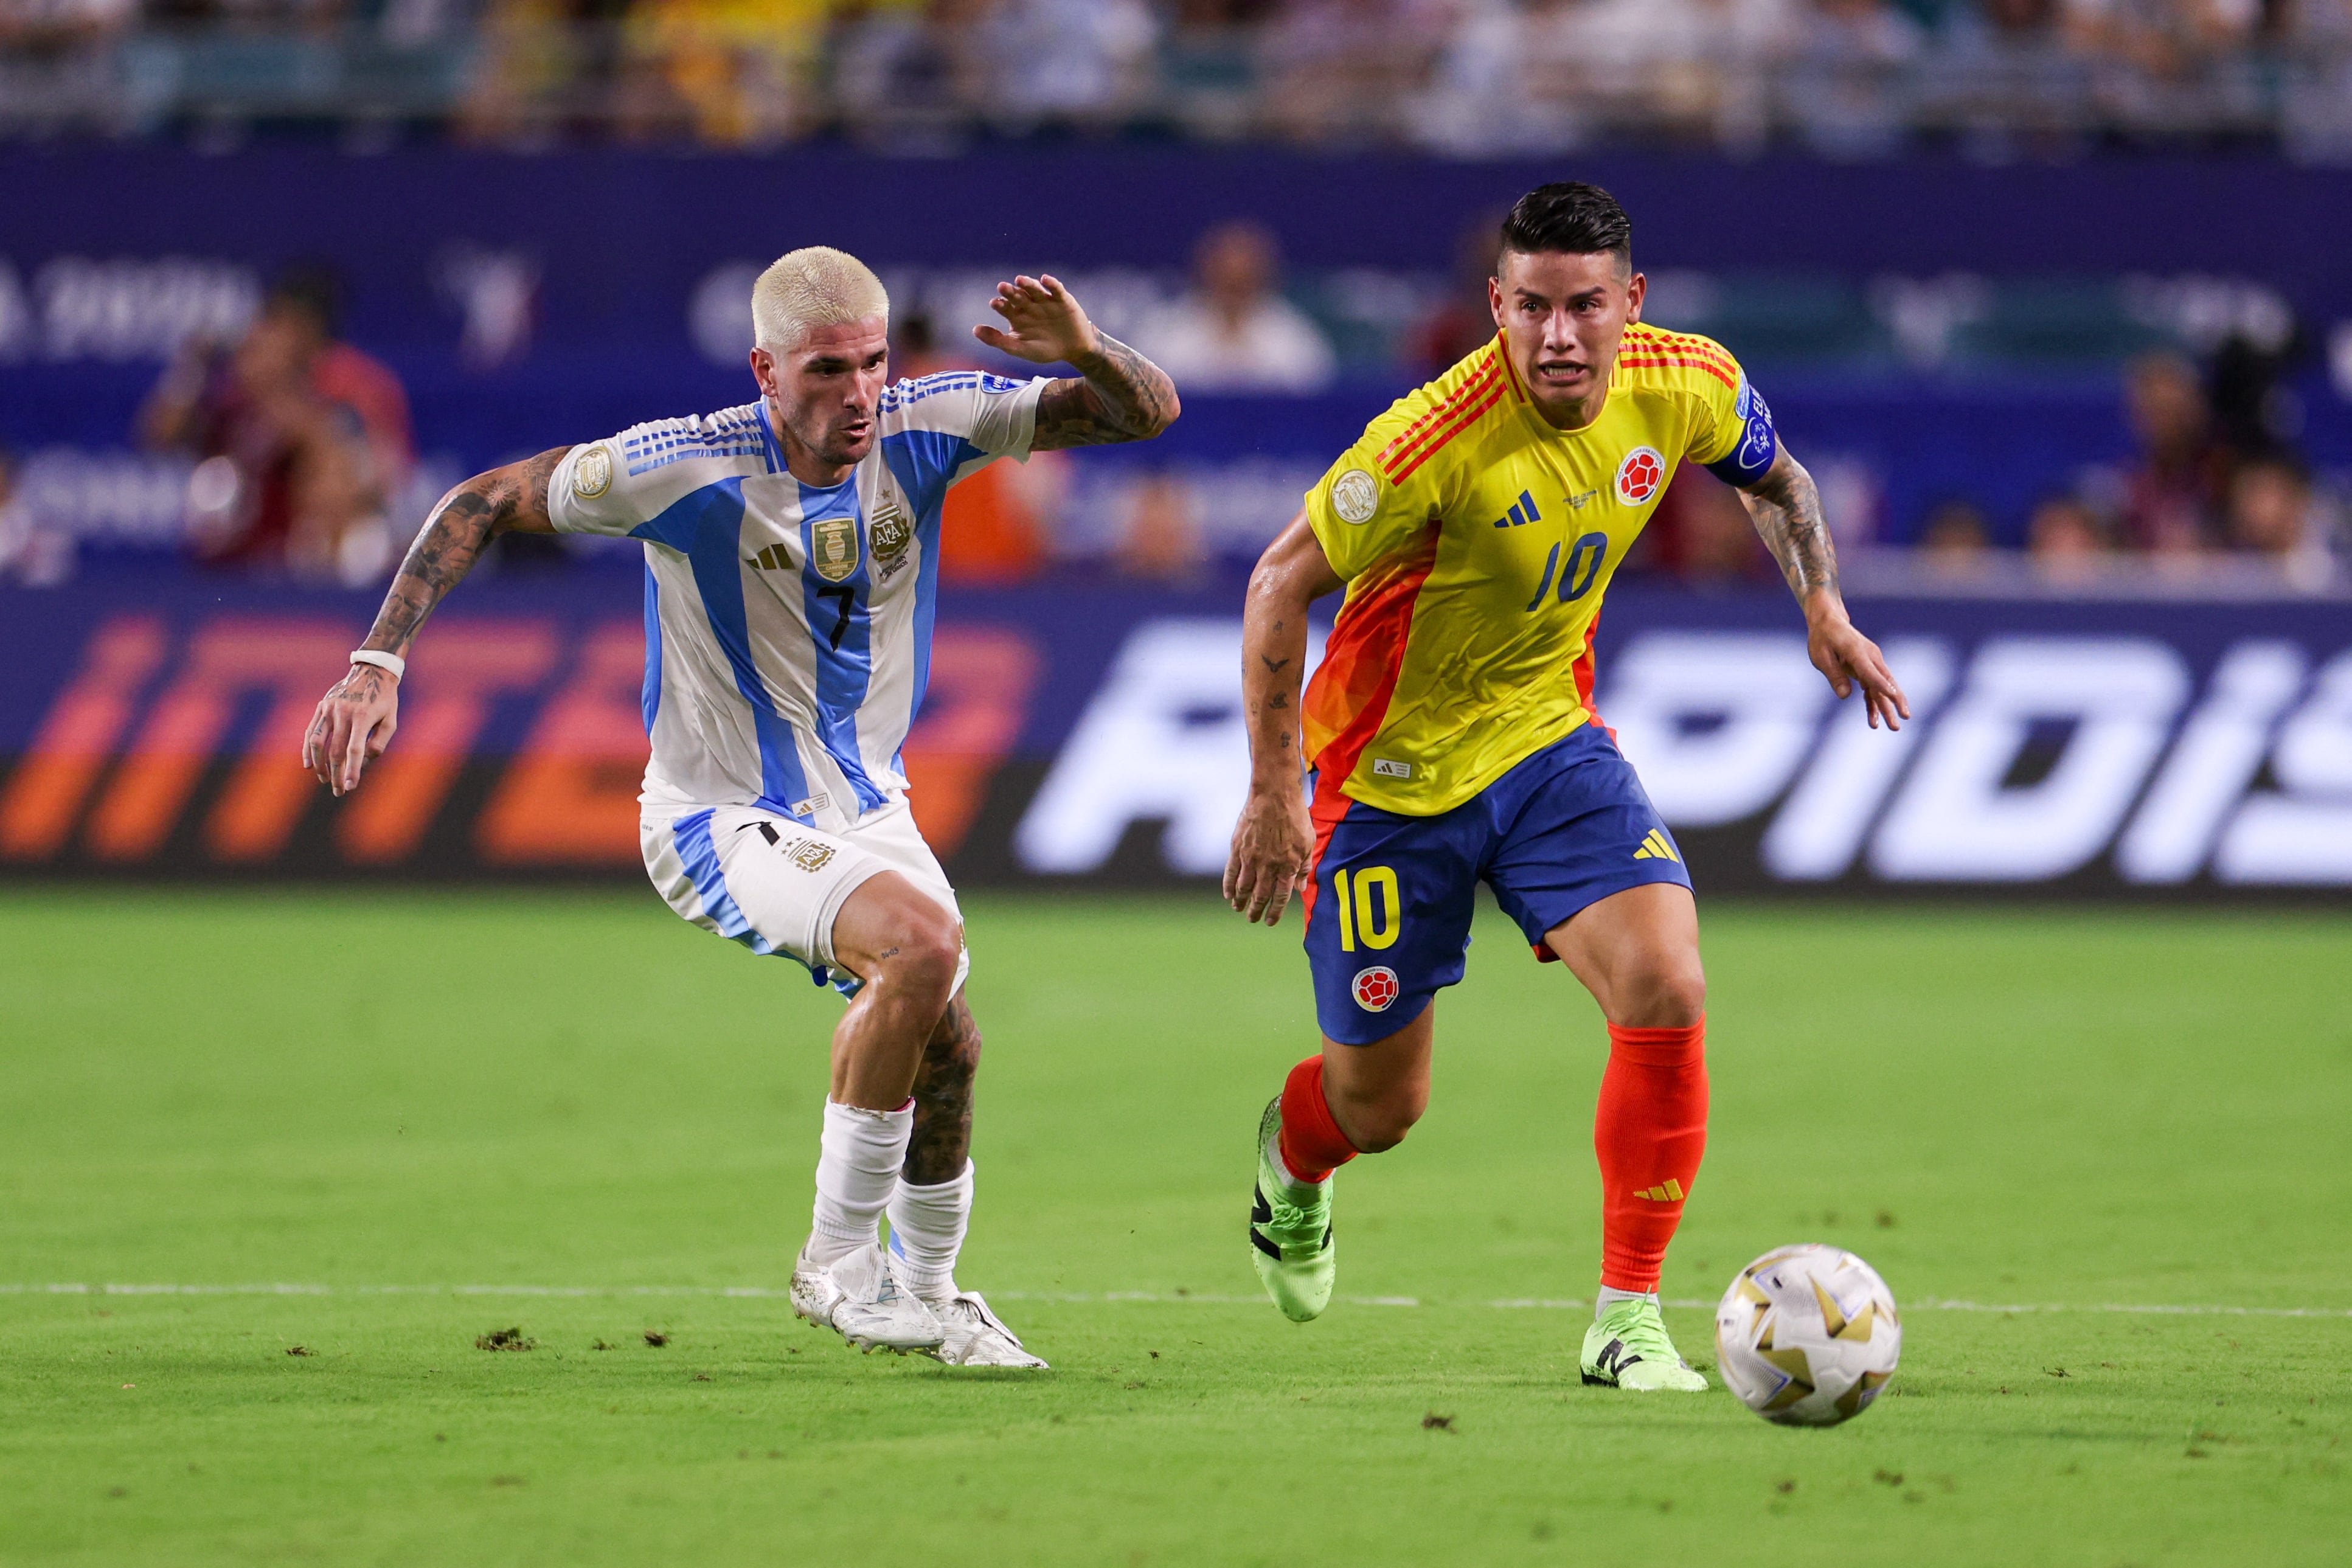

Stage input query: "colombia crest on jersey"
[{"left": 1300, "top": 324, "right": 1778, "bottom": 818}]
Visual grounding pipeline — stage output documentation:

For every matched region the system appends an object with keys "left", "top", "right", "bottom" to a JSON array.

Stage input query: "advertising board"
[{"left": 3, "top": 578, "right": 2344, "bottom": 895}]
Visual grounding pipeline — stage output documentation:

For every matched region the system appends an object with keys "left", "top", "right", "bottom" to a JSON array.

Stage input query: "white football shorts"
[{"left": 640, "top": 797, "right": 967, "bottom": 996}]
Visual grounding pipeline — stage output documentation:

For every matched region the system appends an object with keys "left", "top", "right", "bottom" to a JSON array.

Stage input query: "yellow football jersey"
[{"left": 1300, "top": 325, "right": 1776, "bottom": 817}]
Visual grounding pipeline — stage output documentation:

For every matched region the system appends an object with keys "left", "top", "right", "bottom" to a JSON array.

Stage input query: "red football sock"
[
  {"left": 1275, "top": 1055, "right": 1358, "bottom": 1184},
  {"left": 1594, "top": 1019, "right": 1708, "bottom": 1294}
]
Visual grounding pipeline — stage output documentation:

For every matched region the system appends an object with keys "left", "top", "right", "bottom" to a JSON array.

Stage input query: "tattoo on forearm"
[
  {"left": 904, "top": 997, "right": 982, "bottom": 1185},
  {"left": 361, "top": 446, "right": 567, "bottom": 657},
  {"left": 1741, "top": 456, "right": 1839, "bottom": 600},
  {"left": 1030, "top": 334, "right": 1179, "bottom": 449}
]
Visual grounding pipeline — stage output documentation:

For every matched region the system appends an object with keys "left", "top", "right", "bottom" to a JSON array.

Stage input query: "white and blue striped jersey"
[{"left": 547, "top": 370, "right": 1048, "bottom": 830}]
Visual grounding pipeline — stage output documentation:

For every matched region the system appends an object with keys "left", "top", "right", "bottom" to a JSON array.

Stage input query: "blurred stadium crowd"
[
  {"left": 4, "top": 0, "right": 2352, "bottom": 159},
  {"left": 0, "top": 238, "right": 2340, "bottom": 592},
  {"left": 2, "top": 2, "right": 2347, "bottom": 592}
]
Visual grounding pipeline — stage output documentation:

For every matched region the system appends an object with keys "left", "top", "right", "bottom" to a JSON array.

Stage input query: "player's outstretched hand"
[
  {"left": 973, "top": 275, "right": 1100, "bottom": 367},
  {"left": 1808, "top": 610, "right": 1909, "bottom": 731},
  {"left": 301, "top": 664, "right": 400, "bottom": 796},
  {"left": 1224, "top": 786, "right": 1314, "bottom": 926}
]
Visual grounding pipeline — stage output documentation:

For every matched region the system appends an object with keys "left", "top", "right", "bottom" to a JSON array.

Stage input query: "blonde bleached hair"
[{"left": 751, "top": 246, "right": 890, "bottom": 353}]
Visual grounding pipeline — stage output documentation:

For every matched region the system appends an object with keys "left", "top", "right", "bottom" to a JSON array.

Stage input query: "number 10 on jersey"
[{"left": 1333, "top": 866, "right": 1401, "bottom": 952}]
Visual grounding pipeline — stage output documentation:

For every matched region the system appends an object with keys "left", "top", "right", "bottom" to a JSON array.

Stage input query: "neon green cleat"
[
  {"left": 1581, "top": 1297, "right": 1710, "bottom": 1392},
  {"left": 1249, "top": 1097, "right": 1336, "bottom": 1322}
]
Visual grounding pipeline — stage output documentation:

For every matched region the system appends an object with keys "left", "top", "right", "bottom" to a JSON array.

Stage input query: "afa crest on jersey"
[{"left": 869, "top": 499, "right": 914, "bottom": 580}]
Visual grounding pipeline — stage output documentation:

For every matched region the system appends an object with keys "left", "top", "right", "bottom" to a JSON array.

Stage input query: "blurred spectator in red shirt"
[
  {"left": 1916, "top": 498, "right": 1995, "bottom": 575},
  {"left": 2225, "top": 453, "right": 2335, "bottom": 589},
  {"left": 1135, "top": 220, "right": 1336, "bottom": 394},
  {"left": 1404, "top": 210, "right": 1508, "bottom": 381},
  {"left": 2027, "top": 494, "right": 2111, "bottom": 585},
  {"left": 140, "top": 267, "right": 414, "bottom": 583},
  {"left": 1645, "top": 462, "right": 1775, "bottom": 584},
  {"left": 2117, "top": 351, "right": 2227, "bottom": 557},
  {"left": 1115, "top": 471, "right": 1208, "bottom": 583},
  {"left": 895, "top": 311, "right": 1067, "bottom": 586}
]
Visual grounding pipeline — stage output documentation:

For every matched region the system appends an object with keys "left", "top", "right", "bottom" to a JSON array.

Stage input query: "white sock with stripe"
[
  {"left": 886, "top": 1159, "right": 973, "bottom": 1303},
  {"left": 1595, "top": 1284, "right": 1657, "bottom": 1320},
  {"left": 805, "top": 1098, "right": 914, "bottom": 1268}
]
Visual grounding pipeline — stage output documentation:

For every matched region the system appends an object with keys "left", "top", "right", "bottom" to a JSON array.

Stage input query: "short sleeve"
[
  {"left": 1691, "top": 361, "right": 1779, "bottom": 488},
  {"left": 1303, "top": 426, "right": 1452, "bottom": 582},
  {"left": 962, "top": 372, "right": 1048, "bottom": 460},
  {"left": 547, "top": 437, "right": 650, "bottom": 538},
  {"left": 878, "top": 372, "right": 1049, "bottom": 515}
]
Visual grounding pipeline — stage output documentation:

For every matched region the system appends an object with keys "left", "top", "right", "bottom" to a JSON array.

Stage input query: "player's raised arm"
[
  {"left": 300, "top": 445, "right": 571, "bottom": 796},
  {"left": 1732, "top": 445, "right": 1910, "bottom": 732},
  {"left": 971, "top": 274, "right": 1179, "bottom": 449},
  {"left": 1224, "top": 511, "right": 1345, "bottom": 926}
]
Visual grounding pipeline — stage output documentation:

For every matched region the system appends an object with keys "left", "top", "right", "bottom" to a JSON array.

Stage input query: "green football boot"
[
  {"left": 1249, "top": 1097, "right": 1336, "bottom": 1322},
  {"left": 1581, "top": 1296, "right": 1710, "bottom": 1392}
]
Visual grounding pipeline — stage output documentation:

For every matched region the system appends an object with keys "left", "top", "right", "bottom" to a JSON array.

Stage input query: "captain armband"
[{"left": 1702, "top": 379, "right": 1780, "bottom": 488}]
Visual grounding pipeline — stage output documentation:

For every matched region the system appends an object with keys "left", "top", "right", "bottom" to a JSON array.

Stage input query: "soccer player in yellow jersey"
[{"left": 1224, "top": 182, "right": 1908, "bottom": 1390}]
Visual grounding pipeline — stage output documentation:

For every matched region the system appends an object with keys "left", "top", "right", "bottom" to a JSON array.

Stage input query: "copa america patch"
[
  {"left": 1331, "top": 467, "right": 1379, "bottom": 524},
  {"left": 572, "top": 444, "right": 613, "bottom": 499},
  {"left": 1615, "top": 446, "right": 1665, "bottom": 505},
  {"left": 1351, "top": 966, "right": 1400, "bottom": 1012}
]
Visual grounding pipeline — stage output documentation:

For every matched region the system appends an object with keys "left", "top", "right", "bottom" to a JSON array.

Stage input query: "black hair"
[
  {"left": 1498, "top": 182, "right": 1632, "bottom": 273},
  {"left": 266, "top": 263, "right": 344, "bottom": 337}
]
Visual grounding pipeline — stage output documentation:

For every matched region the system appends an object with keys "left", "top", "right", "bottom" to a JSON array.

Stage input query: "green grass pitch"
[{"left": 1, "top": 888, "right": 2346, "bottom": 1566}]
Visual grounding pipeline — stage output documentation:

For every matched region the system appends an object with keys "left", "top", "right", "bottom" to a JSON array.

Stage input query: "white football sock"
[
  {"left": 805, "top": 1098, "right": 914, "bottom": 1267},
  {"left": 1595, "top": 1284, "right": 1659, "bottom": 1320},
  {"left": 1263, "top": 1134, "right": 1325, "bottom": 1201},
  {"left": 887, "top": 1159, "right": 973, "bottom": 1303}
]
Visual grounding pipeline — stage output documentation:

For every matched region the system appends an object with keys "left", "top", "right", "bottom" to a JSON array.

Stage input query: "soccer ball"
[{"left": 1715, "top": 1244, "right": 1901, "bottom": 1426}]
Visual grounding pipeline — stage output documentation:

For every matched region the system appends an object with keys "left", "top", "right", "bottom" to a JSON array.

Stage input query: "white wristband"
[{"left": 349, "top": 650, "right": 406, "bottom": 682}]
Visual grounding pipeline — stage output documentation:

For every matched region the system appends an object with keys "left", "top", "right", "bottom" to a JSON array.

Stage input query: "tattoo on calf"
[{"left": 904, "top": 999, "right": 982, "bottom": 1185}]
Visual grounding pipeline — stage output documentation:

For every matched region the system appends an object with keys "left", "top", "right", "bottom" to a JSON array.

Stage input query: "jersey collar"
[{"left": 755, "top": 398, "right": 787, "bottom": 476}]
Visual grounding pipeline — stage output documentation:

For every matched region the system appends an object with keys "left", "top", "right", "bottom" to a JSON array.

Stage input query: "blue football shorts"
[{"left": 1302, "top": 724, "right": 1692, "bottom": 1046}]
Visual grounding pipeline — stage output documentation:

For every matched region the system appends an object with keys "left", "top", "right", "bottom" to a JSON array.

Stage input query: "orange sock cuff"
[
  {"left": 1276, "top": 1055, "right": 1358, "bottom": 1183},
  {"left": 1604, "top": 1017, "right": 1705, "bottom": 1067}
]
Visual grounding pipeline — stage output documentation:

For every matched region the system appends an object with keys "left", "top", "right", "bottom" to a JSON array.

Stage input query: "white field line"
[{"left": 2, "top": 1284, "right": 2348, "bottom": 1319}]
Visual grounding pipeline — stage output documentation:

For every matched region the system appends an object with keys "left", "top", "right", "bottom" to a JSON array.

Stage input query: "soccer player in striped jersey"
[
  {"left": 303, "top": 250, "right": 1177, "bottom": 1368},
  {"left": 1224, "top": 183, "right": 1906, "bottom": 1390}
]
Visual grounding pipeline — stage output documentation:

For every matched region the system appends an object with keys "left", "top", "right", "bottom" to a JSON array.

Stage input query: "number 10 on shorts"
[{"left": 1333, "top": 866, "right": 1401, "bottom": 952}]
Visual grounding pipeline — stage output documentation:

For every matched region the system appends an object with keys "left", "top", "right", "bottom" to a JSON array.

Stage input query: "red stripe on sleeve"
[
  {"left": 1614, "top": 354, "right": 1738, "bottom": 390},
  {"left": 1378, "top": 363, "right": 1500, "bottom": 474},
  {"left": 1384, "top": 385, "right": 1504, "bottom": 482}
]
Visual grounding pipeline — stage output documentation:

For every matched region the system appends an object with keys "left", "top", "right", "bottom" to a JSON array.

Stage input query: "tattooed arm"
[
  {"left": 1225, "top": 512, "right": 1345, "bottom": 926},
  {"left": 971, "top": 273, "right": 1179, "bottom": 449},
  {"left": 300, "top": 445, "right": 570, "bottom": 794},
  {"left": 1735, "top": 446, "right": 1910, "bottom": 730}
]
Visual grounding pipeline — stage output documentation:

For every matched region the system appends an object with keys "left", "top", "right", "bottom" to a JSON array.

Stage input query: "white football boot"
[
  {"left": 791, "top": 1243, "right": 945, "bottom": 1353},
  {"left": 921, "top": 1292, "right": 1050, "bottom": 1369}
]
